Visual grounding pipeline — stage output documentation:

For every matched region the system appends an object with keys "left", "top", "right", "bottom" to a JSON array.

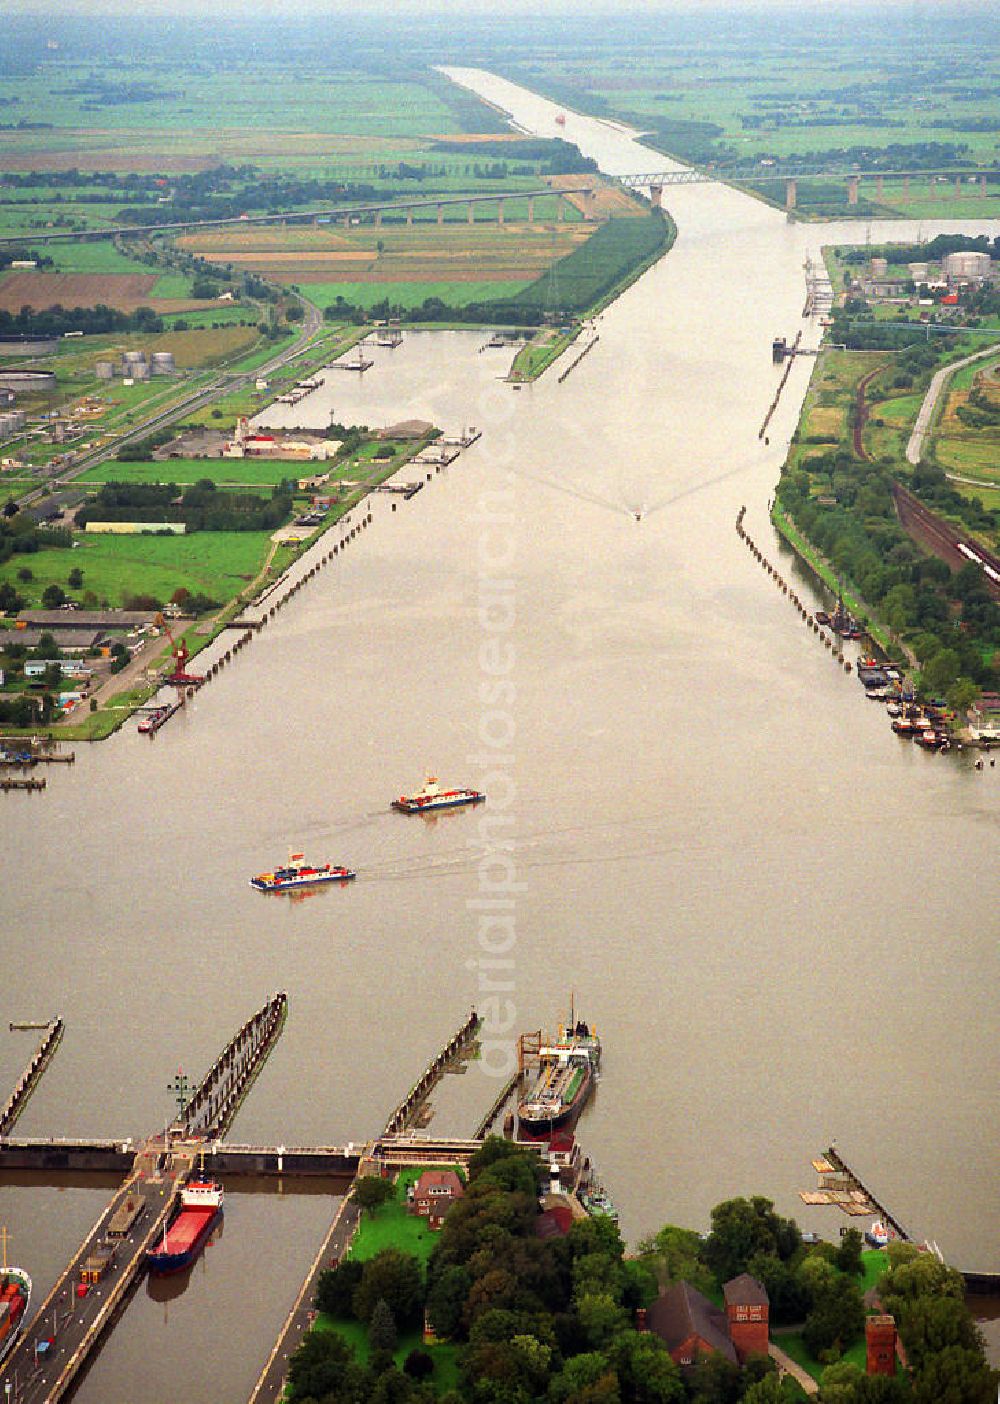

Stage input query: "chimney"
[{"left": 636, "top": 1308, "right": 648, "bottom": 1333}]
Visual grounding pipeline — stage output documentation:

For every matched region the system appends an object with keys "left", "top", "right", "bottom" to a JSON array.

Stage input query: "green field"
[
  {"left": 0, "top": 530, "right": 273, "bottom": 608},
  {"left": 79, "top": 457, "right": 301, "bottom": 486},
  {"left": 308, "top": 278, "right": 531, "bottom": 309}
]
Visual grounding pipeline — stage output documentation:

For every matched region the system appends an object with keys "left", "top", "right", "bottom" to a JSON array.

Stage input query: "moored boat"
[
  {"left": 0, "top": 1256, "right": 31, "bottom": 1367},
  {"left": 250, "top": 853, "right": 355, "bottom": 892},
  {"left": 392, "top": 776, "right": 485, "bottom": 814},
  {"left": 579, "top": 1183, "right": 619, "bottom": 1223},
  {"left": 146, "top": 1180, "right": 223, "bottom": 1275},
  {"left": 518, "top": 1015, "right": 600, "bottom": 1134},
  {"left": 866, "top": 1218, "right": 890, "bottom": 1249}
]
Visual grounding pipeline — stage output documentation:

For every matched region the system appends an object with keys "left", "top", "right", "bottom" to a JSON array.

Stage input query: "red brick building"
[
  {"left": 866, "top": 1314, "right": 897, "bottom": 1376},
  {"left": 407, "top": 1170, "right": 463, "bottom": 1230},
  {"left": 646, "top": 1283, "right": 738, "bottom": 1367},
  {"left": 723, "top": 1273, "right": 770, "bottom": 1362}
]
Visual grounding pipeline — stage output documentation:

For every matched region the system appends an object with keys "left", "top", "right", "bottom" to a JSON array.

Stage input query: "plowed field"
[{"left": 0, "top": 272, "right": 212, "bottom": 314}]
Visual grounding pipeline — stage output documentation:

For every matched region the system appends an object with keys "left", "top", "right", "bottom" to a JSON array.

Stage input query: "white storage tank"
[
  {"left": 95, "top": 361, "right": 115, "bottom": 380},
  {"left": 908, "top": 262, "right": 929, "bottom": 281},
  {"left": 132, "top": 362, "right": 151, "bottom": 381},
  {"left": 870, "top": 256, "right": 888, "bottom": 277},
  {"left": 151, "top": 352, "right": 175, "bottom": 375},
  {"left": 942, "top": 251, "right": 992, "bottom": 282}
]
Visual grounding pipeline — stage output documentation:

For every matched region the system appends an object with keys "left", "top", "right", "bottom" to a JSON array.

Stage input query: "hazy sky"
[{"left": 4, "top": 0, "right": 994, "bottom": 13}]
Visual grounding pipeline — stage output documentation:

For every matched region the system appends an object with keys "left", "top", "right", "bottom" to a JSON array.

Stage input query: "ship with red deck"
[
  {"left": 392, "top": 776, "right": 485, "bottom": 814},
  {"left": 0, "top": 1249, "right": 31, "bottom": 1366},
  {"left": 146, "top": 1180, "right": 223, "bottom": 1275}
]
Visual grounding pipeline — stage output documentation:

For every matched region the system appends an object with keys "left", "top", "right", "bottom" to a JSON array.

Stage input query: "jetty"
[
  {"left": 0, "top": 1020, "right": 63, "bottom": 1137},
  {"left": 0, "top": 775, "right": 45, "bottom": 792}
]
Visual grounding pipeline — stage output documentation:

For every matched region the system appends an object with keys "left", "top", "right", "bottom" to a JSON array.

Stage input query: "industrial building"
[{"left": 942, "top": 250, "right": 993, "bottom": 285}]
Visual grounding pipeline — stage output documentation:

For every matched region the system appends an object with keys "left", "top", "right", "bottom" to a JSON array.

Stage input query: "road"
[{"left": 905, "top": 340, "right": 1000, "bottom": 465}]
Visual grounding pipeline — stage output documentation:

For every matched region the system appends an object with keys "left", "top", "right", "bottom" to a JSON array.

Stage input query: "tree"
[
  {"left": 427, "top": 1263, "right": 471, "bottom": 1339},
  {"left": 576, "top": 1292, "right": 629, "bottom": 1350},
  {"left": 369, "top": 1298, "right": 398, "bottom": 1354},
  {"left": 835, "top": 1229, "right": 863, "bottom": 1277},
  {"left": 352, "top": 1249, "right": 424, "bottom": 1326},
  {"left": 41, "top": 583, "right": 66, "bottom": 608},
  {"left": 68, "top": 567, "right": 83, "bottom": 589},
  {"left": 402, "top": 1349, "right": 433, "bottom": 1380},
  {"left": 702, "top": 1197, "right": 802, "bottom": 1283},
  {"left": 549, "top": 1352, "right": 616, "bottom": 1404},
  {"left": 286, "top": 1329, "right": 356, "bottom": 1400},
  {"left": 802, "top": 1274, "right": 865, "bottom": 1358},
  {"left": 351, "top": 1175, "right": 397, "bottom": 1215},
  {"left": 909, "top": 1344, "right": 995, "bottom": 1404},
  {"left": 899, "top": 1294, "right": 984, "bottom": 1371},
  {"left": 16, "top": 566, "right": 32, "bottom": 582},
  {"left": 0, "top": 582, "right": 23, "bottom": 613},
  {"left": 636, "top": 1225, "right": 715, "bottom": 1297},
  {"left": 315, "top": 1257, "right": 362, "bottom": 1317},
  {"left": 609, "top": 1330, "right": 685, "bottom": 1404}
]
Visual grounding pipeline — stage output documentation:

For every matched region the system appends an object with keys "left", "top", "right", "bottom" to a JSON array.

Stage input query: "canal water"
[{"left": 2, "top": 68, "right": 998, "bottom": 1401}]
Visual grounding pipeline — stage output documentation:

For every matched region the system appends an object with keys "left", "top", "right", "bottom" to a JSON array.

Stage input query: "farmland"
[
  {"left": 0, "top": 270, "right": 214, "bottom": 315},
  {"left": 176, "top": 220, "right": 592, "bottom": 300}
]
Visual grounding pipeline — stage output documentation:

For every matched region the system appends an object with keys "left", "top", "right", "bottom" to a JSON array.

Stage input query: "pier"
[
  {"left": 178, "top": 991, "right": 287, "bottom": 1139},
  {"left": 0, "top": 776, "right": 45, "bottom": 792},
  {"left": 0, "top": 1021, "right": 64, "bottom": 1137},
  {"left": 381, "top": 1008, "right": 480, "bottom": 1136}
]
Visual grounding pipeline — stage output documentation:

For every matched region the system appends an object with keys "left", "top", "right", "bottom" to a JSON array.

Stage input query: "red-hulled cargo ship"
[{"left": 146, "top": 1180, "right": 223, "bottom": 1275}]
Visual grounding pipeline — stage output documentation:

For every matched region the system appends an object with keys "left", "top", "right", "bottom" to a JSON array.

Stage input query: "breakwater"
[
  {"left": 382, "top": 1009, "right": 481, "bottom": 1136},
  {"left": 736, "top": 506, "right": 853, "bottom": 674}
]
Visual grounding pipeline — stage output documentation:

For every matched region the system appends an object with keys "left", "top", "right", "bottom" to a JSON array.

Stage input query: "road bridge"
[{"left": 0, "top": 185, "right": 595, "bottom": 247}]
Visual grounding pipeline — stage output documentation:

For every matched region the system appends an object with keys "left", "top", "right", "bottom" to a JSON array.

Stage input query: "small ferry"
[
  {"left": 146, "top": 1180, "right": 223, "bottom": 1275},
  {"left": 0, "top": 1229, "right": 31, "bottom": 1367},
  {"left": 392, "top": 776, "right": 485, "bottom": 814},
  {"left": 250, "top": 853, "right": 356, "bottom": 892}
]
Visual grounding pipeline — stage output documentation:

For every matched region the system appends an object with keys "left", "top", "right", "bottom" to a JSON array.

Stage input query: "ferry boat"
[
  {"left": 146, "top": 1180, "right": 223, "bottom": 1275},
  {"left": 391, "top": 776, "right": 485, "bottom": 814},
  {"left": 249, "top": 853, "right": 356, "bottom": 892},
  {"left": 518, "top": 1016, "right": 600, "bottom": 1134},
  {"left": 0, "top": 1246, "right": 31, "bottom": 1367}
]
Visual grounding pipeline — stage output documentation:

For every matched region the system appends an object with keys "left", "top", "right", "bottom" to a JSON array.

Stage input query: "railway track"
[{"left": 892, "top": 481, "right": 1000, "bottom": 601}]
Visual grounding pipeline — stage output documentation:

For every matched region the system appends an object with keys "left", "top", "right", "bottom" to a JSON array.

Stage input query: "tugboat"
[
  {"left": 391, "top": 776, "right": 485, "bottom": 814},
  {"left": 250, "top": 852, "right": 356, "bottom": 892},
  {"left": 146, "top": 1179, "right": 223, "bottom": 1275},
  {"left": 0, "top": 1230, "right": 31, "bottom": 1367},
  {"left": 518, "top": 1010, "right": 601, "bottom": 1134},
  {"left": 579, "top": 1182, "right": 619, "bottom": 1223},
  {"left": 865, "top": 1218, "right": 890, "bottom": 1249}
]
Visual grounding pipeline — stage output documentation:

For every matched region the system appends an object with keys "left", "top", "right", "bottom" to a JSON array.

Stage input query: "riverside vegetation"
[
  {"left": 285, "top": 1141, "right": 995, "bottom": 1404},
  {"left": 775, "top": 240, "right": 1000, "bottom": 712}
]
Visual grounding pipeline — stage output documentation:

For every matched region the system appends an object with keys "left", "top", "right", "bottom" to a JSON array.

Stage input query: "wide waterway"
[{"left": 2, "top": 68, "right": 999, "bottom": 1401}]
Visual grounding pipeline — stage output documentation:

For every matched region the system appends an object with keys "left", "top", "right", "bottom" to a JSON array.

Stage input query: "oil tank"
[
  {"left": 122, "top": 350, "right": 147, "bottom": 367},
  {"left": 132, "top": 362, "right": 151, "bottom": 381},
  {"left": 870, "top": 256, "right": 888, "bottom": 277},
  {"left": 151, "top": 352, "right": 175, "bottom": 375},
  {"left": 95, "top": 361, "right": 115, "bottom": 380}
]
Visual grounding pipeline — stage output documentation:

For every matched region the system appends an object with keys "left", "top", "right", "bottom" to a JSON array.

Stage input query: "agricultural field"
[
  {"left": 496, "top": 13, "right": 1000, "bottom": 216},
  {"left": 177, "top": 220, "right": 593, "bottom": 298},
  {"left": 932, "top": 355, "right": 1000, "bottom": 496},
  {"left": 0, "top": 270, "right": 214, "bottom": 315}
]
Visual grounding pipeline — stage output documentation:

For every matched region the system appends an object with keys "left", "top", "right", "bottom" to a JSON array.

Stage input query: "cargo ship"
[
  {"left": 250, "top": 853, "right": 356, "bottom": 892},
  {"left": 0, "top": 1257, "right": 31, "bottom": 1366},
  {"left": 391, "top": 776, "right": 485, "bottom": 814},
  {"left": 518, "top": 1015, "right": 600, "bottom": 1134},
  {"left": 146, "top": 1180, "right": 223, "bottom": 1275}
]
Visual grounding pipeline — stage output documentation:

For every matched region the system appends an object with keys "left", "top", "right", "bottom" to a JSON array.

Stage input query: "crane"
[{"left": 154, "top": 612, "right": 204, "bottom": 687}]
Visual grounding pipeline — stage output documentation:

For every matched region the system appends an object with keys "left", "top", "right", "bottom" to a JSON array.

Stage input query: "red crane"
[{"left": 155, "top": 613, "right": 204, "bottom": 687}]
